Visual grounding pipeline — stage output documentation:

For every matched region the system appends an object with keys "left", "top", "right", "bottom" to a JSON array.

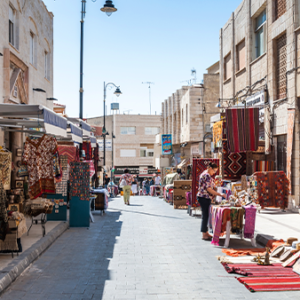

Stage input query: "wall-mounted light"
[
  {"left": 47, "top": 97, "right": 58, "bottom": 101},
  {"left": 0, "top": 53, "right": 3, "bottom": 57},
  {"left": 33, "top": 88, "right": 46, "bottom": 93}
]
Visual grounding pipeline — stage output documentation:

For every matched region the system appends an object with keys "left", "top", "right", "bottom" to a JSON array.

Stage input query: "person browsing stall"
[
  {"left": 197, "top": 162, "right": 226, "bottom": 241},
  {"left": 154, "top": 173, "right": 161, "bottom": 185}
]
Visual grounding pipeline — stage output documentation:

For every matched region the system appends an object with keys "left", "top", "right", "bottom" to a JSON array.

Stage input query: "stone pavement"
[{"left": 1, "top": 196, "right": 300, "bottom": 300}]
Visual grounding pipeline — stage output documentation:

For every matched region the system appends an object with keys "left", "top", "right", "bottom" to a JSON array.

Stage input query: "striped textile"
[
  {"left": 253, "top": 161, "right": 274, "bottom": 172},
  {"left": 226, "top": 108, "right": 259, "bottom": 153},
  {"left": 58, "top": 145, "right": 77, "bottom": 164}
]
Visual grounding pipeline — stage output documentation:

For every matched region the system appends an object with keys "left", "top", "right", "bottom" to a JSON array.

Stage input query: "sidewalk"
[
  {"left": 1, "top": 196, "right": 300, "bottom": 300},
  {"left": 0, "top": 217, "right": 68, "bottom": 293},
  {"left": 255, "top": 208, "right": 300, "bottom": 245}
]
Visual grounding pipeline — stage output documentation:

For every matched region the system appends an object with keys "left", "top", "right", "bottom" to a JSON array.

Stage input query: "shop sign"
[
  {"left": 191, "top": 144, "right": 200, "bottom": 155},
  {"left": 246, "top": 90, "right": 265, "bottom": 122},
  {"left": 162, "top": 134, "right": 172, "bottom": 155},
  {"left": 139, "top": 166, "right": 148, "bottom": 175},
  {"left": 98, "top": 139, "right": 112, "bottom": 151},
  {"left": 111, "top": 103, "right": 119, "bottom": 110},
  {"left": 115, "top": 166, "right": 157, "bottom": 175}
]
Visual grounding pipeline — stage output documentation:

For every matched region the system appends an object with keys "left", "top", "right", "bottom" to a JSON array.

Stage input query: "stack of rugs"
[{"left": 219, "top": 238, "right": 300, "bottom": 292}]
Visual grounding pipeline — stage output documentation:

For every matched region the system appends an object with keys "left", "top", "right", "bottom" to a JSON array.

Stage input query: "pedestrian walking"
[
  {"left": 142, "top": 178, "right": 147, "bottom": 195},
  {"left": 131, "top": 175, "right": 138, "bottom": 195},
  {"left": 197, "top": 162, "right": 225, "bottom": 241},
  {"left": 120, "top": 169, "right": 133, "bottom": 205},
  {"left": 154, "top": 173, "right": 161, "bottom": 185},
  {"left": 145, "top": 178, "right": 150, "bottom": 195},
  {"left": 104, "top": 174, "right": 110, "bottom": 189}
]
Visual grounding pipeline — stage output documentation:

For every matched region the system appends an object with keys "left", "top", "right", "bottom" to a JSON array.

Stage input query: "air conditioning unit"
[{"left": 13, "top": 86, "right": 18, "bottom": 98}]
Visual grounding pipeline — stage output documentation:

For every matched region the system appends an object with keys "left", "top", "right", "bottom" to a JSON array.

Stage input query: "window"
[
  {"left": 236, "top": 40, "right": 246, "bottom": 71},
  {"left": 120, "top": 127, "right": 136, "bottom": 135},
  {"left": 120, "top": 149, "right": 136, "bottom": 157},
  {"left": 147, "top": 150, "right": 154, "bottom": 157},
  {"left": 45, "top": 51, "right": 50, "bottom": 80},
  {"left": 224, "top": 53, "right": 232, "bottom": 80},
  {"left": 9, "top": 6, "right": 15, "bottom": 46},
  {"left": 275, "top": 0, "right": 286, "bottom": 20},
  {"left": 145, "top": 127, "right": 160, "bottom": 135},
  {"left": 30, "top": 32, "right": 35, "bottom": 65},
  {"left": 140, "top": 149, "right": 146, "bottom": 157},
  {"left": 276, "top": 33, "right": 287, "bottom": 99},
  {"left": 186, "top": 104, "right": 188, "bottom": 124},
  {"left": 254, "top": 10, "right": 266, "bottom": 59}
]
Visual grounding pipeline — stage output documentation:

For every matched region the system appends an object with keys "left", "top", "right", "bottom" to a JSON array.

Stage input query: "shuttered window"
[
  {"left": 276, "top": 33, "right": 287, "bottom": 100},
  {"left": 224, "top": 53, "right": 232, "bottom": 80},
  {"left": 275, "top": 0, "right": 286, "bottom": 20},
  {"left": 236, "top": 40, "right": 246, "bottom": 71}
]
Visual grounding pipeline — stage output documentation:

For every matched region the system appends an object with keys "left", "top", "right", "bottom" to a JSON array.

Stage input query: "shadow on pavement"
[{"left": 109, "top": 207, "right": 183, "bottom": 220}]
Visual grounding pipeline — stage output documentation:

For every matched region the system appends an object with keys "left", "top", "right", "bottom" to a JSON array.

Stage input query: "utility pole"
[{"left": 142, "top": 82, "right": 154, "bottom": 115}]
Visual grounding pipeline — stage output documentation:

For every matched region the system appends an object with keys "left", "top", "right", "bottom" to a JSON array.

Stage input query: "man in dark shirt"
[{"left": 104, "top": 174, "right": 110, "bottom": 188}]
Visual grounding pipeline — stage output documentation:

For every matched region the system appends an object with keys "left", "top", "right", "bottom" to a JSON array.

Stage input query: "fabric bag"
[{"left": 119, "top": 178, "right": 126, "bottom": 188}]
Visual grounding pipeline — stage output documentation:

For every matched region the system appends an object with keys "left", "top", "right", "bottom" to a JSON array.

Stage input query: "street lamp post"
[
  {"left": 103, "top": 82, "right": 122, "bottom": 167},
  {"left": 78, "top": 0, "right": 118, "bottom": 151}
]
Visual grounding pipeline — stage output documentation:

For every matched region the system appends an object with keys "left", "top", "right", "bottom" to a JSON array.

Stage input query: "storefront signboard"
[
  {"left": 162, "top": 134, "right": 172, "bottom": 155},
  {"left": 98, "top": 139, "right": 112, "bottom": 151}
]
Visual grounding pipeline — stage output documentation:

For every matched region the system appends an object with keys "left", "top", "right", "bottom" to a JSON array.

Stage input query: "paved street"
[{"left": 1, "top": 196, "right": 300, "bottom": 300}]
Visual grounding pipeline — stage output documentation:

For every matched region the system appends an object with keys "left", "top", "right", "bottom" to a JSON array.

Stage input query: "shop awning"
[
  {"left": 90, "top": 136, "right": 97, "bottom": 147},
  {"left": 67, "top": 117, "right": 91, "bottom": 137},
  {"left": 177, "top": 159, "right": 190, "bottom": 169},
  {"left": 68, "top": 122, "right": 83, "bottom": 143},
  {"left": 0, "top": 104, "right": 67, "bottom": 137}
]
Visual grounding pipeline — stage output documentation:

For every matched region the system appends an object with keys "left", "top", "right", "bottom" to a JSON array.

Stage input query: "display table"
[
  {"left": 150, "top": 185, "right": 161, "bottom": 196},
  {"left": 91, "top": 188, "right": 109, "bottom": 213},
  {"left": 209, "top": 205, "right": 257, "bottom": 248}
]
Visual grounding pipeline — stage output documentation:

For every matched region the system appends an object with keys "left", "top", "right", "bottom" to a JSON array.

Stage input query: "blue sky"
[{"left": 43, "top": 0, "right": 242, "bottom": 118}]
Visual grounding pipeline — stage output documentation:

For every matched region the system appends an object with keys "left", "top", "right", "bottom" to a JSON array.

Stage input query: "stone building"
[
  {"left": 160, "top": 63, "right": 220, "bottom": 167},
  {"left": 219, "top": 0, "right": 300, "bottom": 205},
  {"left": 0, "top": 0, "right": 54, "bottom": 146},
  {"left": 87, "top": 114, "right": 161, "bottom": 181}
]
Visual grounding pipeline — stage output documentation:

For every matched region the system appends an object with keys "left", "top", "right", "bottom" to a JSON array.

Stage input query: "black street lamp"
[
  {"left": 0, "top": 53, "right": 3, "bottom": 56},
  {"left": 33, "top": 88, "right": 46, "bottom": 93},
  {"left": 47, "top": 97, "right": 58, "bottom": 101},
  {"left": 103, "top": 82, "right": 121, "bottom": 167},
  {"left": 78, "top": 0, "right": 118, "bottom": 123}
]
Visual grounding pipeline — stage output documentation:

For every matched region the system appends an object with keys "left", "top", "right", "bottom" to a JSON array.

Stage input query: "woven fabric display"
[
  {"left": 22, "top": 135, "right": 58, "bottom": 199},
  {"left": 226, "top": 108, "right": 259, "bottom": 153},
  {"left": 69, "top": 162, "right": 90, "bottom": 201},
  {"left": 213, "top": 121, "right": 223, "bottom": 149},
  {"left": 254, "top": 171, "right": 289, "bottom": 209},
  {"left": 58, "top": 145, "right": 77, "bottom": 164},
  {"left": 192, "top": 158, "right": 219, "bottom": 207},
  {"left": 0, "top": 152, "right": 12, "bottom": 190}
]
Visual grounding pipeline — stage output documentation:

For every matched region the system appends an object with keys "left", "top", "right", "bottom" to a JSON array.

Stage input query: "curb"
[{"left": 0, "top": 221, "right": 69, "bottom": 294}]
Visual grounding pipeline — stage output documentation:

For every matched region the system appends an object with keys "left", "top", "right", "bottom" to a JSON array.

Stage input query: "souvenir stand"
[
  {"left": 47, "top": 120, "right": 83, "bottom": 221},
  {"left": 0, "top": 104, "right": 68, "bottom": 249},
  {"left": 162, "top": 172, "right": 179, "bottom": 204},
  {"left": 173, "top": 180, "right": 192, "bottom": 209},
  {"left": 205, "top": 107, "right": 277, "bottom": 248}
]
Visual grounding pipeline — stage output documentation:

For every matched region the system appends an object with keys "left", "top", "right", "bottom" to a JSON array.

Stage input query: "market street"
[{"left": 0, "top": 196, "right": 299, "bottom": 300}]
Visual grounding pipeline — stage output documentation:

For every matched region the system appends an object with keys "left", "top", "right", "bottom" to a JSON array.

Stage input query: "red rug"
[
  {"left": 226, "top": 107, "right": 259, "bottom": 153},
  {"left": 191, "top": 158, "right": 219, "bottom": 207},
  {"left": 254, "top": 171, "right": 289, "bottom": 209},
  {"left": 58, "top": 145, "right": 78, "bottom": 164},
  {"left": 238, "top": 276, "right": 300, "bottom": 292},
  {"left": 222, "top": 263, "right": 298, "bottom": 277}
]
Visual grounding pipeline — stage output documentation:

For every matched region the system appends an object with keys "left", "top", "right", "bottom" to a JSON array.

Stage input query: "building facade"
[
  {"left": 87, "top": 114, "right": 161, "bottom": 180},
  {"left": 160, "top": 64, "right": 220, "bottom": 168},
  {"left": 219, "top": 0, "right": 300, "bottom": 205},
  {"left": 0, "top": 0, "right": 54, "bottom": 146}
]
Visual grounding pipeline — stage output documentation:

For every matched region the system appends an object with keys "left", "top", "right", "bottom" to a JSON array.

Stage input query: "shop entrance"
[{"left": 277, "top": 134, "right": 287, "bottom": 173}]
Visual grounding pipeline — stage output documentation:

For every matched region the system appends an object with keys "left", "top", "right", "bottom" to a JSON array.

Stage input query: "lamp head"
[
  {"left": 100, "top": 0, "right": 117, "bottom": 17},
  {"left": 114, "top": 87, "right": 122, "bottom": 97},
  {"left": 33, "top": 88, "right": 46, "bottom": 93},
  {"left": 0, "top": 53, "right": 3, "bottom": 57},
  {"left": 47, "top": 97, "right": 58, "bottom": 101}
]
